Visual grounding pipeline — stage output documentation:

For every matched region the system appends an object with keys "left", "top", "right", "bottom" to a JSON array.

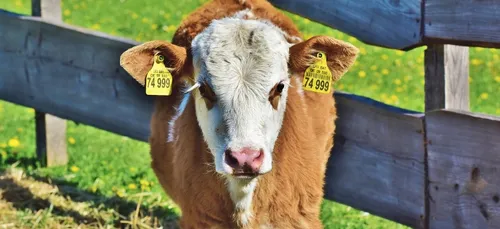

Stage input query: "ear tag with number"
[
  {"left": 302, "top": 52, "right": 332, "bottom": 94},
  {"left": 145, "top": 53, "right": 173, "bottom": 96}
]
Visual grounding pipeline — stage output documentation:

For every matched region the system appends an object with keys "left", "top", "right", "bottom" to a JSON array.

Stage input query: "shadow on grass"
[
  {"left": 0, "top": 177, "right": 99, "bottom": 224},
  {"left": 32, "top": 174, "right": 180, "bottom": 225},
  {"left": 0, "top": 157, "right": 180, "bottom": 228}
]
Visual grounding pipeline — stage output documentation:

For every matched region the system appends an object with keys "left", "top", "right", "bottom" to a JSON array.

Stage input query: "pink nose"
[{"left": 225, "top": 148, "right": 264, "bottom": 174}]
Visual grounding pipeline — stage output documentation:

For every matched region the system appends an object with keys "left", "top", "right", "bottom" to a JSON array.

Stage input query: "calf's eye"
[
  {"left": 269, "top": 81, "right": 286, "bottom": 110},
  {"left": 276, "top": 83, "right": 285, "bottom": 94}
]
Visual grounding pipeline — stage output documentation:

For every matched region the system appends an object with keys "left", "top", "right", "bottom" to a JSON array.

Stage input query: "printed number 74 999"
[{"left": 303, "top": 77, "right": 330, "bottom": 92}]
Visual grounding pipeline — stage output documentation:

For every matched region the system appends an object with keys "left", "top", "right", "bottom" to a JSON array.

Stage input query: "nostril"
[
  {"left": 225, "top": 149, "right": 240, "bottom": 169},
  {"left": 254, "top": 149, "right": 264, "bottom": 163}
]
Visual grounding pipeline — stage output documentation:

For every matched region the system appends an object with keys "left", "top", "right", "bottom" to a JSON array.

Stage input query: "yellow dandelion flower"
[
  {"left": 475, "top": 47, "right": 484, "bottom": 52},
  {"left": 391, "top": 95, "right": 399, "bottom": 101},
  {"left": 15, "top": 0, "right": 23, "bottom": 7},
  {"left": 404, "top": 75, "right": 411, "bottom": 82},
  {"left": 141, "top": 18, "right": 149, "bottom": 23},
  {"left": 497, "top": 108, "right": 500, "bottom": 115},
  {"left": 381, "top": 54, "right": 389, "bottom": 60},
  {"left": 117, "top": 190, "right": 126, "bottom": 197},
  {"left": 64, "top": 9, "right": 71, "bottom": 16},
  {"left": 359, "top": 47, "right": 367, "bottom": 55},
  {"left": 68, "top": 137, "right": 76, "bottom": 145},
  {"left": 471, "top": 59, "right": 482, "bottom": 66},
  {"left": 480, "top": 93, "right": 489, "bottom": 100},
  {"left": 151, "top": 24, "right": 159, "bottom": 30},
  {"left": 128, "top": 184, "right": 137, "bottom": 190},
  {"left": 130, "top": 167, "right": 137, "bottom": 173},
  {"left": 381, "top": 69, "right": 389, "bottom": 75},
  {"left": 469, "top": 76, "right": 473, "bottom": 83},
  {"left": 140, "top": 180, "right": 149, "bottom": 186},
  {"left": 91, "top": 24, "right": 101, "bottom": 30},
  {"left": 494, "top": 76, "right": 500, "bottom": 83},
  {"left": 396, "top": 50, "right": 404, "bottom": 56},
  {"left": 70, "top": 165, "right": 79, "bottom": 172},
  {"left": 8, "top": 138, "right": 20, "bottom": 148},
  {"left": 420, "top": 71, "right": 425, "bottom": 76},
  {"left": 27, "top": 108, "right": 35, "bottom": 114},
  {"left": 141, "top": 186, "right": 151, "bottom": 191},
  {"left": 16, "top": 128, "right": 23, "bottom": 133},
  {"left": 421, "top": 79, "right": 425, "bottom": 85},
  {"left": 396, "top": 87, "right": 404, "bottom": 92},
  {"left": 90, "top": 185, "right": 97, "bottom": 193},
  {"left": 348, "top": 37, "right": 357, "bottom": 43},
  {"left": 358, "top": 71, "right": 366, "bottom": 78},
  {"left": 380, "top": 93, "right": 388, "bottom": 99},
  {"left": 394, "top": 79, "right": 402, "bottom": 85},
  {"left": 370, "top": 65, "right": 378, "bottom": 71},
  {"left": 394, "top": 59, "right": 401, "bottom": 66},
  {"left": 167, "top": 25, "right": 177, "bottom": 33},
  {"left": 494, "top": 54, "right": 500, "bottom": 60},
  {"left": 303, "top": 18, "right": 310, "bottom": 24},
  {"left": 417, "top": 57, "right": 423, "bottom": 64}
]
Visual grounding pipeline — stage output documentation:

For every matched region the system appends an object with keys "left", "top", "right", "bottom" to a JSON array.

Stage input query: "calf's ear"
[
  {"left": 120, "top": 40, "right": 187, "bottom": 86},
  {"left": 289, "top": 36, "right": 359, "bottom": 82}
]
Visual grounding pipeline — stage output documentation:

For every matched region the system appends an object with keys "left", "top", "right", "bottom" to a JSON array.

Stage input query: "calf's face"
[
  {"left": 120, "top": 18, "right": 358, "bottom": 180},
  {"left": 190, "top": 19, "right": 291, "bottom": 178}
]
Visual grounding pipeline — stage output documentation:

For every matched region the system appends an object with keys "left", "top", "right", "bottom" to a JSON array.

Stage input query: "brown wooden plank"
[
  {"left": 424, "top": 44, "right": 469, "bottom": 112},
  {"left": 424, "top": 0, "right": 500, "bottom": 49},
  {"left": 426, "top": 110, "right": 500, "bottom": 229},
  {"left": 269, "top": 0, "right": 423, "bottom": 50},
  {"left": 31, "top": 0, "right": 69, "bottom": 167},
  {"left": 326, "top": 92, "right": 426, "bottom": 228},
  {"left": 0, "top": 11, "right": 153, "bottom": 142}
]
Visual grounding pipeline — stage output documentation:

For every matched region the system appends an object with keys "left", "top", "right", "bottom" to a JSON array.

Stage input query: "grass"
[{"left": 0, "top": 0, "right": 499, "bottom": 228}]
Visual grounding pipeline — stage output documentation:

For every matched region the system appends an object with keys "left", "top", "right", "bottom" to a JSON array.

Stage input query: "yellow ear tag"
[
  {"left": 145, "top": 53, "right": 173, "bottom": 96},
  {"left": 302, "top": 52, "right": 332, "bottom": 94}
]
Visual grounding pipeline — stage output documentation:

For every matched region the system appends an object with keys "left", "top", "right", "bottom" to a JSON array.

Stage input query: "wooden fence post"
[
  {"left": 424, "top": 44, "right": 470, "bottom": 229},
  {"left": 32, "top": 0, "right": 68, "bottom": 167},
  {"left": 424, "top": 44, "right": 470, "bottom": 111}
]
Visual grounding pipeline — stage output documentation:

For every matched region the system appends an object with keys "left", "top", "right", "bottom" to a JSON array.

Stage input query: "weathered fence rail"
[
  {"left": 269, "top": 0, "right": 500, "bottom": 50},
  {"left": 0, "top": 9, "right": 152, "bottom": 142},
  {"left": 1, "top": 0, "right": 500, "bottom": 228}
]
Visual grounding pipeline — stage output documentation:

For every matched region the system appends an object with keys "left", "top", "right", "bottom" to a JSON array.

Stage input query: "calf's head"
[{"left": 120, "top": 18, "right": 358, "bottom": 180}]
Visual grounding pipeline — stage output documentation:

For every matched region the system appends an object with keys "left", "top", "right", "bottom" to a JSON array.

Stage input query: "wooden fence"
[{"left": 1, "top": 0, "right": 499, "bottom": 228}]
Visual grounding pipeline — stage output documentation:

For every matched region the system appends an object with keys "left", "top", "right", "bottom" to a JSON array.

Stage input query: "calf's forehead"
[{"left": 192, "top": 18, "right": 291, "bottom": 90}]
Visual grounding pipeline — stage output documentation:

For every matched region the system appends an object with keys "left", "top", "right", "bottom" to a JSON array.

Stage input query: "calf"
[{"left": 120, "top": 0, "right": 358, "bottom": 228}]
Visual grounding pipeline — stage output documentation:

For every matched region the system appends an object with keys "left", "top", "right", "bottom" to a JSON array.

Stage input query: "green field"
[{"left": 0, "top": 0, "right": 499, "bottom": 228}]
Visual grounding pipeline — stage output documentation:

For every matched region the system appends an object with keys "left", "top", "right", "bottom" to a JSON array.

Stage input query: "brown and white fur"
[{"left": 120, "top": 0, "right": 358, "bottom": 228}]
